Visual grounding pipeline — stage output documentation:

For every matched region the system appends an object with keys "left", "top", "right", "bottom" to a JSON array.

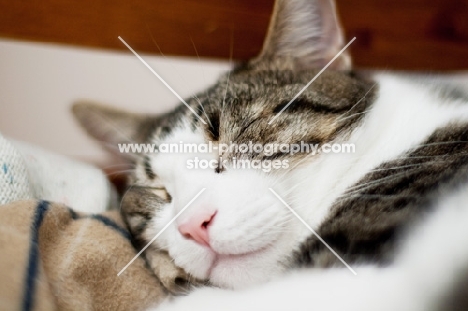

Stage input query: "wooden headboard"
[{"left": 1, "top": 0, "right": 467, "bottom": 70}]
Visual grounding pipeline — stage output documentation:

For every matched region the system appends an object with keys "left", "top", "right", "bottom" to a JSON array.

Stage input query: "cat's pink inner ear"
[{"left": 255, "top": 0, "right": 351, "bottom": 71}]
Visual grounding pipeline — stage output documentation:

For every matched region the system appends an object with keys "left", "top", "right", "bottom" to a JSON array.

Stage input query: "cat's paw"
[{"left": 145, "top": 248, "right": 203, "bottom": 295}]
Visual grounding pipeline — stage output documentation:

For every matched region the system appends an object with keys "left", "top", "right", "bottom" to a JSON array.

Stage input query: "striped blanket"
[{"left": 0, "top": 200, "right": 168, "bottom": 311}]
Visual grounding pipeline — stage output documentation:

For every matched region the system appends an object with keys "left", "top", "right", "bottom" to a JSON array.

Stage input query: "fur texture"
[
  {"left": 72, "top": 0, "right": 468, "bottom": 309},
  {"left": 154, "top": 183, "right": 468, "bottom": 311}
]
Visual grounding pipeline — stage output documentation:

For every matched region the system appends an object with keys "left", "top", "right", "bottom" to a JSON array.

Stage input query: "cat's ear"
[
  {"left": 72, "top": 100, "right": 151, "bottom": 158},
  {"left": 254, "top": 0, "right": 351, "bottom": 70}
]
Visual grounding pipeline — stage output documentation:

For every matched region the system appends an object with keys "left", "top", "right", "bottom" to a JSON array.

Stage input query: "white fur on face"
[
  {"left": 143, "top": 124, "right": 298, "bottom": 288},
  {"left": 151, "top": 163, "right": 468, "bottom": 311},
  {"left": 144, "top": 73, "right": 468, "bottom": 289}
]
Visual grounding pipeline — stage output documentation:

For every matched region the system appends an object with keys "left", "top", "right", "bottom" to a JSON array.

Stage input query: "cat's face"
[
  {"left": 73, "top": 0, "right": 374, "bottom": 288},
  {"left": 128, "top": 68, "right": 372, "bottom": 288}
]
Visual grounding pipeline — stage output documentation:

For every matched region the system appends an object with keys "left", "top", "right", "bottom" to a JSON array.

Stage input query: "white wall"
[{"left": 0, "top": 39, "right": 230, "bottom": 165}]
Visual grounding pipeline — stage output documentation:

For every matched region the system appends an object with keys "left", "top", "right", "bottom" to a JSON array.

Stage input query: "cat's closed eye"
[{"left": 205, "top": 112, "right": 220, "bottom": 141}]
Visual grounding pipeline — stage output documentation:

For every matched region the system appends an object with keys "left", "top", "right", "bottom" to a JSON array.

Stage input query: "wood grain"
[
  {"left": 0, "top": 0, "right": 467, "bottom": 70},
  {"left": 337, "top": 0, "right": 468, "bottom": 70},
  {"left": 0, "top": 0, "right": 273, "bottom": 60}
]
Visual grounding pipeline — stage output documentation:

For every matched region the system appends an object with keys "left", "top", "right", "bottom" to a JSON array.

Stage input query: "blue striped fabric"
[
  {"left": 67, "top": 207, "right": 131, "bottom": 240},
  {"left": 90, "top": 214, "right": 131, "bottom": 240},
  {"left": 22, "top": 200, "right": 50, "bottom": 311}
]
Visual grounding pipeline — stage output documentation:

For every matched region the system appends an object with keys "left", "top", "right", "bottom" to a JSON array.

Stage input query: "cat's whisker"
[
  {"left": 90, "top": 140, "right": 146, "bottom": 162},
  {"left": 344, "top": 194, "right": 428, "bottom": 199},
  {"left": 348, "top": 162, "right": 468, "bottom": 198},
  {"left": 337, "top": 107, "right": 374, "bottom": 123},
  {"left": 106, "top": 169, "right": 135, "bottom": 176},
  {"left": 221, "top": 71, "right": 232, "bottom": 109},
  {"left": 413, "top": 140, "right": 468, "bottom": 148},
  {"left": 118, "top": 183, "right": 138, "bottom": 213},
  {"left": 394, "top": 152, "right": 468, "bottom": 161},
  {"left": 287, "top": 152, "right": 320, "bottom": 172},
  {"left": 100, "top": 163, "right": 136, "bottom": 170},
  {"left": 145, "top": 22, "right": 191, "bottom": 88},
  {"left": 367, "top": 159, "right": 459, "bottom": 173},
  {"left": 190, "top": 36, "right": 207, "bottom": 86},
  {"left": 337, "top": 82, "right": 377, "bottom": 120},
  {"left": 194, "top": 96, "right": 213, "bottom": 128},
  {"left": 344, "top": 168, "right": 425, "bottom": 197},
  {"left": 345, "top": 169, "right": 414, "bottom": 193},
  {"left": 99, "top": 164, "right": 136, "bottom": 175},
  {"left": 146, "top": 22, "right": 214, "bottom": 127},
  {"left": 83, "top": 111, "right": 136, "bottom": 146},
  {"left": 348, "top": 152, "right": 468, "bottom": 193},
  {"left": 221, "top": 28, "right": 234, "bottom": 109},
  {"left": 278, "top": 157, "right": 415, "bottom": 209}
]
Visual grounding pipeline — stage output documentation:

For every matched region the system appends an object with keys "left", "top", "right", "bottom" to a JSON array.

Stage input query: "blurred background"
[{"left": 0, "top": 0, "right": 468, "bottom": 166}]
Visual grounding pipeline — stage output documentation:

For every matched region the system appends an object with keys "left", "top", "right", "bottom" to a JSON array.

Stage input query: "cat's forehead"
[{"left": 181, "top": 67, "right": 376, "bottom": 151}]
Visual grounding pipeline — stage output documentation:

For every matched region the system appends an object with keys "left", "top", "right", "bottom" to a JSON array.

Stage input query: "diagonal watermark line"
[
  {"left": 268, "top": 37, "right": 356, "bottom": 125},
  {"left": 117, "top": 188, "right": 206, "bottom": 276},
  {"left": 118, "top": 36, "right": 207, "bottom": 125},
  {"left": 269, "top": 188, "right": 357, "bottom": 275}
]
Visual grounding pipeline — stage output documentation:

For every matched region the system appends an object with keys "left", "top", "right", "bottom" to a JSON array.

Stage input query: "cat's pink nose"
[{"left": 178, "top": 211, "right": 216, "bottom": 247}]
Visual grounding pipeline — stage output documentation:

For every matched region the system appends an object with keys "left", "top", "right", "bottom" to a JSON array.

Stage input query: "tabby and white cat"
[{"left": 73, "top": 0, "right": 468, "bottom": 310}]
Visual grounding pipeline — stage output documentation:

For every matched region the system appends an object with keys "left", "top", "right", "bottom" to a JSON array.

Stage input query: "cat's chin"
[
  {"left": 201, "top": 245, "right": 283, "bottom": 289},
  {"left": 167, "top": 238, "right": 283, "bottom": 289}
]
